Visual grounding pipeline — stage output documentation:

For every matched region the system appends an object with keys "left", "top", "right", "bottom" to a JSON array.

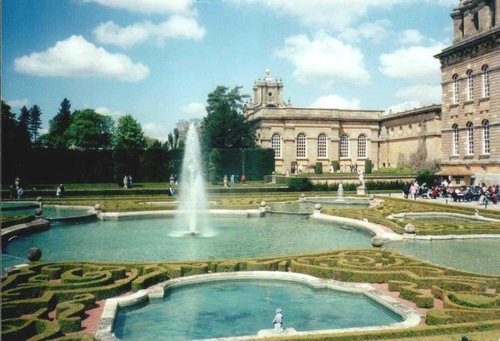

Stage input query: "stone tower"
[
  {"left": 435, "top": 0, "right": 500, "bottom": 185},
  {"left": 245, "top": 69, "right": 287, "bottom": 118}
]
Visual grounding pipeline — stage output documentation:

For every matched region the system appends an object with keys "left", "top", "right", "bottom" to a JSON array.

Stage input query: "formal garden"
[{"left": 2, "top": 90, "right": 500, "bottom": 340}]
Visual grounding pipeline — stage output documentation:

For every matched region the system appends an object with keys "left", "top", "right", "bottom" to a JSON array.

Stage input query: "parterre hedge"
[{"left": 2, "top": 249, "right": 499, "bottom": 340}]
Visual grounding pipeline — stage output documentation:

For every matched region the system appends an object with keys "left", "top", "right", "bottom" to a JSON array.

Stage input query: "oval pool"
[{"left": 114, "top": 279, "right": 402, "bottom": 340}]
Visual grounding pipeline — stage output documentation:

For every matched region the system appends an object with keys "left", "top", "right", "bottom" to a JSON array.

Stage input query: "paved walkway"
[{"left": 378, "top": 192, "right": 500, "bottom": 211}]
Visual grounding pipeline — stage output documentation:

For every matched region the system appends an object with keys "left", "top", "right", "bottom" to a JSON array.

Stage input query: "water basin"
[{"left": 114, "top": 279, "right": 403, "bottom": 340}]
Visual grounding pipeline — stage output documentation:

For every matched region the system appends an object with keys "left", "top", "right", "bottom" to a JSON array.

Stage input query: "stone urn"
[
  {"left": 371, "top": 237, "right": 384, "bottom": 247},
  {"left": 404, "top": 223, "right": 416, "bottom": 234},
  {"left": 27, "top": 247, "right": 42, "bottom": 262}
]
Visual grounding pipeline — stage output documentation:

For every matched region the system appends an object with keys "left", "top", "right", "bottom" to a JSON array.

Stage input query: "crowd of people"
[{"left": 403, "top": 179, "right": 498, "bottom": 205}]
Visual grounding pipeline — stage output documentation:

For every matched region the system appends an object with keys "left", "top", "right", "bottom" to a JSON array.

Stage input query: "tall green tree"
[
  {"left": 113, "top": 115, "right": 146, "bottom": 150},
  {"left": 28, "top": 105, "right": 43, "bottom": 143},
  {"left": 201, "top": 86, "right": 255, "bottom": 150},
  {"left": 65, "top": 109, "right": 114, "bottom": 150},
  {"left": 48, "top": 98, "right": 72, "bottom": 147},
  {"left": 166, "top": 128, "right": 183, "bottom": 151},
  {"left": 17, "top": 106, "right": 32, "bottom": 143},
  {"left": 2, "top": 101, "right": 32, "bottom": 182},
  {"left": 112, "top": 115, "right": 146, "bottom": 184}
]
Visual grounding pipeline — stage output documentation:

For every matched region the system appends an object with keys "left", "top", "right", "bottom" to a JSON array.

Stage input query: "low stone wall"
[
  {"left": 308, "top": 175, "right": 415, "bottom": 186},
  {"left": 1, "top": 218, "right": 50, "bottom": 244}
]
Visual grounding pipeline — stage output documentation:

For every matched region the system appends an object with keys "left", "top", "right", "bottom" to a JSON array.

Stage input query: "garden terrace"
[
  {"left": 322, "top": 197, "right": 500, "bottom": 235},
  {"left": 2, "top": 249, "right": 499, "bottom": 340}
]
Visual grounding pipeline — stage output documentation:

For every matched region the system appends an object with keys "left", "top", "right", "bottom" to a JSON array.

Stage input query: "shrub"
[
  {"left": 365, "top": 158, "right": 373, "bottom": 174},
  {"left": 287, "top": 177, "right": 312, "bottom": 191},
  {"left": 208, "top": 149, "right": 222, "bottom": 185},
  {"left": 330, "top": 161, "right": 339, "bottom": 172}
]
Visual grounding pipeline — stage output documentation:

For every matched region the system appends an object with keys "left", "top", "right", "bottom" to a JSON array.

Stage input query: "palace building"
[{"left": 245, "top": 0, "right": 499, "bottom": 185}]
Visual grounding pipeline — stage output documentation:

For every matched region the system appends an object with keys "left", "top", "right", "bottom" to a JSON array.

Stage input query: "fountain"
[
  {"left": 337, "top": 184, "right": 344, "bottom": 200},
  {"left": 174, "top": 123, "right": 210, "bottom": 236}
]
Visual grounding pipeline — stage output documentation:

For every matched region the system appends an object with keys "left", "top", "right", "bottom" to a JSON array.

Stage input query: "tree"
[
  {"left": 17, "top": 106, "right": 32, "bottom": 144},
  {"left": 208, "top": 148, "right": 222, "bottom": 184},
  {"left": 165, "top": 128, "right": 183, "bottom": 151},
  {"left": 65, "top": 109, "right": 114, "bottom": 150},
  {"left": 47, "top": 98, "right": 72, "bottom": 147},
  {"left": 201, "top": 86, "right": 255, "bottom": 150},
  {"left": 113, "top": 115, "right": 146, "bottom": 150},
  {"left": 2, "top": 101, "right": 32, "bottom": 182},
  {"left": 112, "top": 115, "right": 146, "bottom": 184},
  {"left": 29, "top": 105, "right": 42, "bottom": 143}
]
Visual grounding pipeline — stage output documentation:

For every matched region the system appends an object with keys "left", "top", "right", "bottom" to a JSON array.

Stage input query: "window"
[
  {"left": 482, "top": 65, "right": 490, "bottom": 98},
  {"left": 452, "top": 74, "right": 459, "bottom": 104},
  {"left": 466, "top": 70, "right": 474, "bottom": 101},
  {"left": 466, "top": 122, "right": 474, "bottom": 155},
  {"left": 296, "top": 133, "right": 306, "bottom": 158},
  {"left": 452, "top": 124, "right": 459, "bottom": 156},
  {"left": 317, "top": 134, "right": 327, "bottom": 158},
  {"left": 482, "top": 120, "right": 490, "bottom": 154},
  {"left": 271, "top": 133, "right": 281, "bottom": 159},
  {"left": 339, "top": 134, "right": 349, "bottom": 158},
  {"left": 357, "top": 134, "right": 367, "bottom": 158}
]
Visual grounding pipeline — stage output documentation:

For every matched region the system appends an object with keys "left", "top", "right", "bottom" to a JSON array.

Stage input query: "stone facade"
[
  {"left": 245, "top": 70, "right": 441, "bottom": 174},
  {"left": 436, "top": 0, "right": 500, "bottom": 185}
]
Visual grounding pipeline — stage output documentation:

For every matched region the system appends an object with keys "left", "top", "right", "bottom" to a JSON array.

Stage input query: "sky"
[{"left": 2, "top": 0, "right": 458, "bottom": 141}]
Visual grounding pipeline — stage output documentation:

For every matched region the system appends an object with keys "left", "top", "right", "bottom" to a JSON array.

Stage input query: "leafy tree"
[
  {"left": 112, "top": 115, "right": 146, "bottom": 184},
  {"left": 166, "top": 128, "right": 183, "bottom": 151},
  {"left": 201, "top": 86, "right": 255, "bottom": 150},
  {"left": 113, "top": 115, "right": 146, "bottom": 150},
  {"left": 29, "top": 105, "right": 42, "bottom": 143},
  {"left": 65, "top": 109, "right": 114, "bottom": 150},
  {"left": 48, "top": 98, "right": 72, "bottom": 147}
]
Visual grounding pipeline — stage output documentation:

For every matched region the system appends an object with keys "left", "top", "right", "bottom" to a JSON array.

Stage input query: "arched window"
[
  {"left": 271, "top": 133, "right": 281, "bottom": 159},
  {"left": 482, "top": 120, "right": 490, "bottom": 154},
  {"left": 317, "top": 134, "right": 327, "bottom": 158},
  {"left": 357, "top": 134, "right": 367, "bottom": 158},
  {"left": 452, "top": 74, "right": 459, "bottom": 104},
  {"left": 296, "top": 133, "right": 306, "bottom": 158},
  {"left": 339, "top": 134, "right": 349, "bottom": 158},
  {"left": 466, "top": 70, "right": 474, "bottom": 101},
  {"left": 452, "top": 124, "right": 459, "bottom": 156},
  {"left": 482, "top": 65, "right": 490, "bottom": 98},
  {"left": 466, "top": 122, "right": 474, "bottom": 155}
]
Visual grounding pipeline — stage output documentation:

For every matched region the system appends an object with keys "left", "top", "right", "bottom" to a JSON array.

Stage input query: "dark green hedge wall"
[{"left": 211, "top": 148, "right": 275, "bottom": 181}]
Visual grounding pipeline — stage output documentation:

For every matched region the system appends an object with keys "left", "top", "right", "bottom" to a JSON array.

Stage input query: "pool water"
[
  {"left": 114, "top": 280, "right": 402, "bottom": 340},
  {"left": 1, "top": 205, "right": 91, "bottom": 219},
  {"left": 385, "top": 239, "right": 500, "bottom": 275},
  {"left": 3, "top": 215, "right": 371, "bottom": 263}
]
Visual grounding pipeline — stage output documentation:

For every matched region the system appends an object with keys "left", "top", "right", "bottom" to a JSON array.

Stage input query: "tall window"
[
  {"left": 271, "top": 133, "right": 281, "bottom": 159},
  {"left": 317, "top": 134, "right": 327, "bottom": 158},
  {"left": 466, "top": 122, "right": 474, "bottom": 155},
  {"left": 482, "top": 120, "right": 490, "bottom": 154},
  {"left": 296, "top": 133, "right": 306, "bottom": 158},
  {"left": 452, "top": 74, "right": 459, "bottom": 104},
  {"left": 482, "top": 65, "right": 490, "bottom": 98},
  {"left": 466, "top": 70, "right": 474, "bottom": 101},
  {"left": 339, "top": 134, "right": 349, "bottom": 158},
  {"left": 357, "top": 134, "right": 367, "bottom": 158},
  {"left": 452, "top": 124, "right": 459, "bottom": 156}
]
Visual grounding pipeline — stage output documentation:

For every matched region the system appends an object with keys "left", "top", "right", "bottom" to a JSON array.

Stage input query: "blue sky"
[{"left": 3, "top": 0, "right": 457, "bottom": 140}]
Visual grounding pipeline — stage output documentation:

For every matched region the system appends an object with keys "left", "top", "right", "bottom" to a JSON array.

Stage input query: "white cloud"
[
  {"left": 95, "top": 107, "right": 124, "bottom": 116},
  {"left": 94, "top": 16, "right": 206, "bottom": 48},
  {"left": 142, "top": 122, "right": 170, "bottom": 141},
  {"left": 82, "top": 0, "right": 195, "bottom": 15},
  {"left": 6, "top": 98, "right": 30, "bottom": 109},
  {"left": 227, "top": 0, "right": 452, "bottom": 31},
  {"left": 275, "top": 32, "right": 370, "bottom": 88},
  {"left": 379, "top": 43, "right": 445, "bottom": 84},
  {"left": 395, "top": 84, "right": 441, "bottom": 104},
  {"left": 180, "top": 102, "right": 206, "bottom": 117},
  {"left": 385, "top": 101, "right": 422, "bottom": 114},
  {"left": 339, "top": 20, "right": 391, "bottom": 42},
  {"left": 14, "top": 35, "right": 149, "bottom": 82},
  {"left": 398, "top": 29, "right": 425, "bottom": 45},
  {"left": 311, "top": 94, "right": 360, "bottom": 110}
]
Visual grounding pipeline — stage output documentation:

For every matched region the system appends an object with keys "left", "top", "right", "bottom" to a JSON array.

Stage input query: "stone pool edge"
[{"left": 95, "top": 271, "right": 421, "bottom": 341}]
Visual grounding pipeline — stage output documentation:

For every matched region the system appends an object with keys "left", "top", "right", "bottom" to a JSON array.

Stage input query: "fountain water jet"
[
  {"left": 337, "top": 184, "right": 344, "bottom": 200},
  {"left": 174, "top": 123, "right": 211, "bottom": 236}
]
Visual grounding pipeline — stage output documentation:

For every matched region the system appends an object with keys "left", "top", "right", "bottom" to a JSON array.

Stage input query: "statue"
[
  {"left": 273, "top": 308, "right": 283, "bottom": 332},
  {"left": 357, "top": 168, "right": 365, "bottom": 189}
]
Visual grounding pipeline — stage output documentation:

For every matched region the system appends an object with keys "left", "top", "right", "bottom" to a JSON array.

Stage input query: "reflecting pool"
[
  {"left": 114, "top": 280, "right": 402, "bottom": 340},
  {"left": 3, "top": 215, "right": 371, "bottom": 263}
]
